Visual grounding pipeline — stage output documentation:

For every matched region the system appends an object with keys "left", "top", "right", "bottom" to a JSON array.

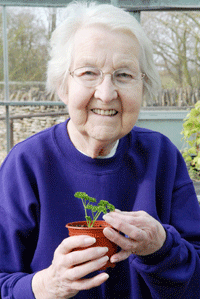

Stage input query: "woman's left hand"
[{"left": 103, "top": 210, "right": 166, "bottom": 263}]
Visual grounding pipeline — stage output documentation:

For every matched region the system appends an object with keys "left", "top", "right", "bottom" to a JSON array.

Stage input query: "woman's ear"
[
  {"left": 142, "top": 74, "right": 148, "bottom": 96},
  {"left": 57, "top": 84, "right": 69, "bottom": 105}
]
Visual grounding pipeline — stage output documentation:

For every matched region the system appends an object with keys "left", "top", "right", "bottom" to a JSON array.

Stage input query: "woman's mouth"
[{"left": 91, "top": 109, "right": 118, "bottom": 116}]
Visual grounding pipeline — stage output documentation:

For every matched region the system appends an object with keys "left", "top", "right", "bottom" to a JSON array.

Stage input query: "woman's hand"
[
  {"left": 103, "top": 210, "right": 166, "bottom": 263},
  {"left": 32, "top": 235, "right": 109, "bottom": 299}
]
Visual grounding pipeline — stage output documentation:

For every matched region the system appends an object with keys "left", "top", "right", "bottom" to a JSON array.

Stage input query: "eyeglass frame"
[{"left": 69, "top": 66, "right": 145, "bottom": 88}]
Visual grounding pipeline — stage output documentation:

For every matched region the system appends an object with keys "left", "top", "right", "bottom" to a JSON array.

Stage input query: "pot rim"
[{"left": 66, "top": 220, "right": 110, "bottom": 230}]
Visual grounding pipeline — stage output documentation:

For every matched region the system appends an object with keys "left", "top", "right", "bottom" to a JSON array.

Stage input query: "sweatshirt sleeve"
[
  {"left": 130, "top": 180, "right": 200, "bottom": 298},
  {"left": 0, "top": 147, "right": 39, "bottom": 299}
]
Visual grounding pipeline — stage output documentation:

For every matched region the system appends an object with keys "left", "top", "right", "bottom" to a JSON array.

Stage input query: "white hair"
[{"left": 46, "top": 1, "right": 161, "bottom": 99}]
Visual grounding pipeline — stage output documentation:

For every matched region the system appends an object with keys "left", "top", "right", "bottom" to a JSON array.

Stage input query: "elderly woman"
[{"left": 0, "top": 2, "right": 200, "bottom": 299}]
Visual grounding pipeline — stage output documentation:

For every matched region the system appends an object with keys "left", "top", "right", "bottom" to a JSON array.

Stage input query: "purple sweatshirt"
[{"left": 0, "top": 120, "right": 200, "bottom": 298}]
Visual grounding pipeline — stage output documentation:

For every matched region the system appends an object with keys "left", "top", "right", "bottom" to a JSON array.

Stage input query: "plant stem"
[
  {"left": 91, "top": 212, "right": 101, "bottom": 227},
  {"left": 82, "top": 198, "right": 89, "bottom": 226}
]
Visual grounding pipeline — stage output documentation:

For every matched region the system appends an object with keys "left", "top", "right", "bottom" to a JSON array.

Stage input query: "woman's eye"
[
  {"left": 81, "top": 70, "right": 99, "bottom": 80},
  {"left": 118, "top": 73, "right": 132, "bottom": 78},
  {"left": 116, "top": 71, "right": 135, "bottom": 81},
  {"left": 83, "top": 71, "right": 97, "bottom": 76}
]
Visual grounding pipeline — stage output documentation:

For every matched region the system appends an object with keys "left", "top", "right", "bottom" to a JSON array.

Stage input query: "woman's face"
[{"left": 61, "top": 26, "right": 144, "bottom": 146}]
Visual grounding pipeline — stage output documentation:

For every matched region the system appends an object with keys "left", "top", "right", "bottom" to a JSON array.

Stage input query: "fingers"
[
  {"left": 56, "top": 235, "right": 96, "bottom": 255},
  {"left": 70, "top": 272, "right": 109, "bottom": 291},
  {"left": 53, "top": 235, "right": 110, "bottom": 276},
  {"left": 59, "top": 244, "right": 110, "bottom": 291},
  {"left": 66, "top": 254, "right": 109, "bottom": 280},
  {"left": 105, "top": 210, "right": 151, "bottom": 226},
  {"left": 110, "top": 249, "right": 132, "bottom": 263},
  {"left": 103, "top": 213, "right": 145, "bottom": 242},
  {"left": 103, "top": 226, "right": 138, "bottom": 253},
  {"left": 65, "top": 246, "right": 109, "bottom": 269}
]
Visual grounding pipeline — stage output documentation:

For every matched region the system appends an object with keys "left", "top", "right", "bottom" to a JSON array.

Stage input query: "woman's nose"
[{"left": 94, "top": 75, "right": 118, "bottom": 102}]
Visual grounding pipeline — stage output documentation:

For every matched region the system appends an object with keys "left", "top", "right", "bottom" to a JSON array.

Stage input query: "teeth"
[{"left": 92, "top": 109, "right": 117, "bottom": 116}]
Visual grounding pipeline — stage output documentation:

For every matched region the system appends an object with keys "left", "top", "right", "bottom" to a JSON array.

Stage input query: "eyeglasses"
[{"left": 69, "top": 66, "right": 145, "bottom": 88}]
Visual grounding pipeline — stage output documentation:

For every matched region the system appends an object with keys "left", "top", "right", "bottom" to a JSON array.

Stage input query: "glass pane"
[
  {"left": 0, "top": 6, "right": 3, "bottom": 94},
  {"left": 6, "top": 6, "right": 66, "bottom": 102},
  {"left": 141, "top": 11, "right": 200, "bottom": 91},
  {"left": 0, "top": 6, "right": 6, "bottom": 165}
]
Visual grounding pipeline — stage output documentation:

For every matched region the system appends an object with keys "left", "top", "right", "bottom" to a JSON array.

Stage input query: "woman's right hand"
[{"left": 32, "top": 235, "right": 109, "bottom": 299}]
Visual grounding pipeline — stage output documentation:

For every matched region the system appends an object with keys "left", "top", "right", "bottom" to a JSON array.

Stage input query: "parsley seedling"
[{"left": 74, "top": 192, "right": 115, "bottom": 227}]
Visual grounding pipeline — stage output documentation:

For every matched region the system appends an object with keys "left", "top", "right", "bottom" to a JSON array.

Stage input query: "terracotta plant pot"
[{"left": 66, "top": 220, "right": 117, "bottom": 270}]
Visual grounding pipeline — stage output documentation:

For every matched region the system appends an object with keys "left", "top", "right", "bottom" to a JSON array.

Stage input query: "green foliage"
[
  {"left": 181, "top": 101, "right": 200, "bottom": 180},
  {"left": 0, "top": 8, "right": 50, "bottom": 82},
  {"left": 8, "top": 11, "right": 48, "bottom": 82},
  {"left": 74, "top": 192, "right": 115, "bottom": 227}
]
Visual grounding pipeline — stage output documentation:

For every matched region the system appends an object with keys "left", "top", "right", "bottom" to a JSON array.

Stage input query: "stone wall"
[{"left": 0, "top": 104, "right": 69, "bottom": 165}]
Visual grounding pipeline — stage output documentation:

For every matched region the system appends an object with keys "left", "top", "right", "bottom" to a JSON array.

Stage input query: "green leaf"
[
  {"left": 195, "top": 101, "right": 200, "bottom": 110},
  {"left": 182, "top": 129, "right": 191, "bottom": 138},
  {"left": 87, "top": 196, "right": 96, "bottom": 203},
  {"left": 188, "top": 147, "right": 197, "bottom": 155},
  {"left": 188, "top": 140, "right": 195, "bottom": 147},
  {"left": 74, "top": 191, "right": 88, "bottom": 199},
  {"left": 107, "top": 203, "right": 115, "bottom": 211},
  {"left": 197, "top": 158, "right": 200, "bottom": 166},
  {"left": 185, "top": 156, "right": 192, "bottom": 162},
  {"left": 98, "top": 200, "right": 108, "bottom": 207},
  {"left": 87, "top": 205, "right": 98, "bottom": 212},
  {"left": 182, "top": 152, "right": 188, "bottom": 158},
  {"left": 98, "top": 206, "right": 107, "bottom": 214},
  {"left": 74, "top": 192, "right": 95, "bottom": 202}
]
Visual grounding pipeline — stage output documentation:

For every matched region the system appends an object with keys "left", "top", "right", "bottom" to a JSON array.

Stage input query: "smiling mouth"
[{"left": 91, "top": 109, "right": 118, "bottom": 116}]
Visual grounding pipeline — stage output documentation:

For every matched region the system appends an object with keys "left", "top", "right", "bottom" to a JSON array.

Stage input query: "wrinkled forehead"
[{"left": 70, "top": 25, "right": 141, "bottom": 69}]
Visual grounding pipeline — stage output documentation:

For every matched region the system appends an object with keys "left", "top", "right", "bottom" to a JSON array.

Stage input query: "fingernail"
[
  {"left": 105, "top": 228, "right": 114, "bottom": 238},
  {"left": 84, "top": 237, "right": 96, "bottom": 245},
  {"left": 97, "top": 247, "right": 109, "bottom": 255},
  {"left": 111, "top": 257, "right": 118, "bottom": 263},
  {"left": 98, "top": 255, "right": 109, "bottom": 264},
  {"left": 99, "top": 273, "right": 109, "bottom": 280}
]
